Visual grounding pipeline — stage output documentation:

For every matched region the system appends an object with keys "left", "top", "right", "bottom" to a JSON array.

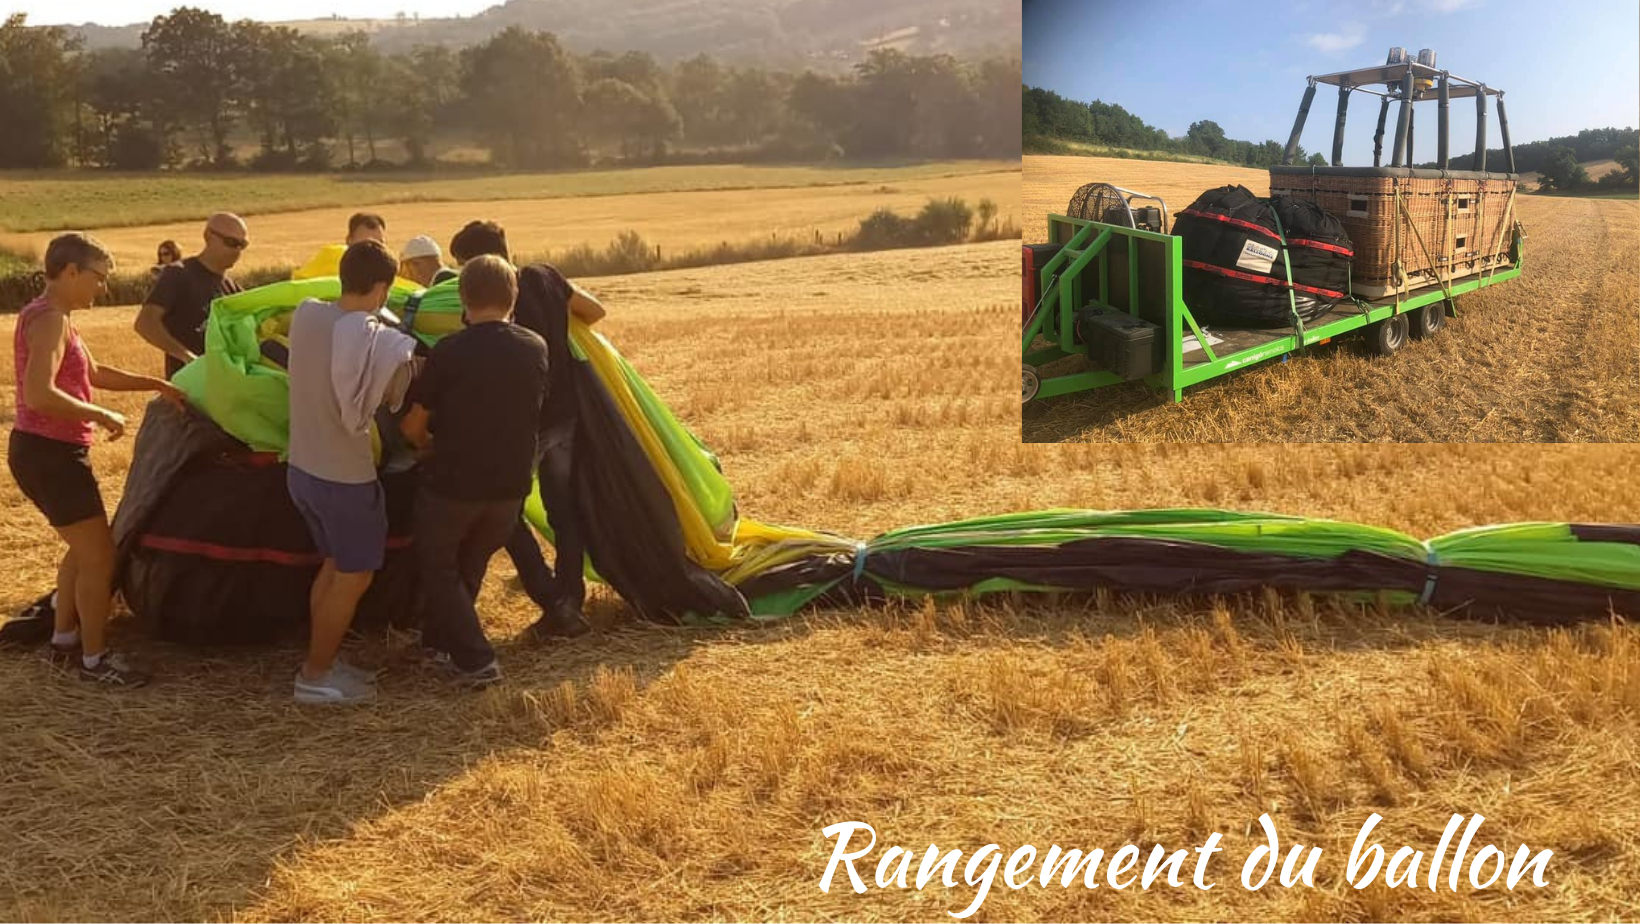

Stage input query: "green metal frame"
[{"left": 1024, "top": 212, "right": 1525, "bottom": 404}]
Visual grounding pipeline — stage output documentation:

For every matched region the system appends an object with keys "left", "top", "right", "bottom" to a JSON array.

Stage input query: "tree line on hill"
[
  {"left": 1419, "top": 127, "right": 1638, "bottom": 192},
  {"left": 1023, "top": 85, "right": 1330, "bottom": 167},
  {"left": 1025, "top": 84, "right": 1639, "bottom": 191},
  {"left": 0, "top": 9, "right": 1020, "bottom": 171}
]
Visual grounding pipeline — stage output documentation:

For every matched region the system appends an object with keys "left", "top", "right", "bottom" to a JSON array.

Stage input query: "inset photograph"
[{"left": 1023, "top": 0, "right": 1638, "bottom": 442}]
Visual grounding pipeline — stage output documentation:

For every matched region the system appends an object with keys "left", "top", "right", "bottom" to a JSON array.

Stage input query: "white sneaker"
[
  {"left": 293, "top": 666, "right": 377, "bottom": 705},
  {"left": 333, "top": 657, "right": 383, "bottom": 683}
]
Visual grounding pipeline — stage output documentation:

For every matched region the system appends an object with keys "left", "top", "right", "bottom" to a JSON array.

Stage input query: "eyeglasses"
[
  {"left": 83, "top": 266, "right": 109, "bottom": 285},
  {"left": 209, "top": 229, "right": 250, "bottom": 250}
]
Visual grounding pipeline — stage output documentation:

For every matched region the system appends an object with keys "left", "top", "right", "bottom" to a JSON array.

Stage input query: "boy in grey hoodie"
[{"left": 286, "top": 240, "right": 418, "bottom": 704}]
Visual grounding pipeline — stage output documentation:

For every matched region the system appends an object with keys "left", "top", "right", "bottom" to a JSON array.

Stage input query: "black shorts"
[{"left": 8, "top": 429, "right": 105, "bottom": 528}]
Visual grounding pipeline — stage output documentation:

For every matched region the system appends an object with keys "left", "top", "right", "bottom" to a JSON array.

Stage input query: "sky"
[
  {"left": 1024, "top": 0, "right": 1640, "bottom": 165},
  {"left": 9, "top": 0, "right": 497, "bottom": 25}
]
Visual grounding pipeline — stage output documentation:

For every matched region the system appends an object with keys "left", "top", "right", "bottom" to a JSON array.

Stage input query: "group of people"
[{"left": 9, "top": 211, "right": 608, "bottom": 704}]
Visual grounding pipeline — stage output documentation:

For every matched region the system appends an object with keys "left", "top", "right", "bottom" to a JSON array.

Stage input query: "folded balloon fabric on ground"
[{"left": 60, "top": 274, "right": 1637, "bottom": 645}]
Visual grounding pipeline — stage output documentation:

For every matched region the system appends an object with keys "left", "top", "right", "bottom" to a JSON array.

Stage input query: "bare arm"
[
  {"left": 23, "top": 312, "right": 121, "bottom": 435},
  {"left": 399, "top": 402, "right": 433, "bottom": 449},
  {"left": 83, "top": 343, "right": 186, "bottom": 402},
  {"left": 568, "top": 287, "right": 607, "bottom": 325},
  {"left": 133, "top": 302, "right": 198, "bottom": 367}
]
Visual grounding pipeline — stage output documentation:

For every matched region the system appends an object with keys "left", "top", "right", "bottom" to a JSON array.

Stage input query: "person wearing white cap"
[{"left": 398, "top": 235, "right": 454, "bottom": 288}]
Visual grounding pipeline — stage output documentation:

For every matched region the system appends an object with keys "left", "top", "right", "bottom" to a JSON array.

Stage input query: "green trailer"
[
  {"left": 1023, "top": 48, "right": 1529, "bottom": 407},
  {"left": 1021, "top": 206, "right": 1525, "bottom": 405}
]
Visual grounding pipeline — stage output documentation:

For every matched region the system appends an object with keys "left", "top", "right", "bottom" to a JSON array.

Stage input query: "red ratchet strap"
[
  {"left": 1287, "top": 237, "right": 1355, "bottom": 257},
  {"left": 1183, "top": 260, "right": 1345, "bottom": 299},
  {"left": 1177, "top": 208, "right": 1282, "bottom": 242},
  {"left": 139, "top": 533, "right": 414, "bottom": 566},
  {"left": 1178, "top": 210, "right": 1356, "bottom": 258}
]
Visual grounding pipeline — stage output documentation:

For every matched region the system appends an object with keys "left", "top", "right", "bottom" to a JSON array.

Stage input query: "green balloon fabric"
[
  {"left": 152, "top": 278, "right": 1640, "bottom": 629},
  {"left": 172, "top": 277, "right": 420, "bottom": 455}
]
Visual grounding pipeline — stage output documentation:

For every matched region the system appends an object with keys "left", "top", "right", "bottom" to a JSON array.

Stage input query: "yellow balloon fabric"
[
  {"left": 292, "top": 244, "right": 424, "bottom": 292},
  {"left": 291, "top": 244, "right": 346, "bottom": 280}
]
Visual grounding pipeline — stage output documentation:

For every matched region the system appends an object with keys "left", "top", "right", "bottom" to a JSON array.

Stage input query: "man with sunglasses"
[{"left": 134, "top": 212, "right": 248, "bottom": 379}]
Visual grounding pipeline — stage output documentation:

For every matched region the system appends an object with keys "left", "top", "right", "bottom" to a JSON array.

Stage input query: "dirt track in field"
[{"left": 1023, "top": 155, "right": 1640, "bottom": 443}]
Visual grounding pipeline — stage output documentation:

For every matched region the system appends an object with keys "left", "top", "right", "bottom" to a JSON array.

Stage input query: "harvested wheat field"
[
  {"left": 3, "top": 241, "right": 1640, "bottom": 922},
  {"left": 2, "top": 165, "right": 1020, "bottom": 274},
  {"left": 1024, "top": 155, "right": 1640, "bottom": 442}
]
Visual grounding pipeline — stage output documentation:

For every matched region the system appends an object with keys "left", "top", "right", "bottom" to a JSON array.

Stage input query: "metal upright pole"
[
  {"left": 1437, "top": 74, "right": 1450, "bottom": 169},
  {"left": 1332, "top": 83, "right": 1350, "bottom": 166},
  {"left": 1475, "top": 86, "right": 1488, "bottom": 172},
  {"left": 1407, "top": 105, "right": 1416, "bottom": 166},
  {"left": 1496, "top": 95, "right": 1515, "bottom": 173},
  {"left": 1390, "top": 70, "right": 1414, "bottom": 167},
  {"left": 1372, "top": 97, "right": 1391, "bottom": 167},
  {"left": 1283, "top": 83, "right": 1317, "bottom": 165}
]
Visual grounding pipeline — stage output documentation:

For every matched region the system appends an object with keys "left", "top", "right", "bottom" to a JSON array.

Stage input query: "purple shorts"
[{"left": 287, "top": 466, "right": 387, "bottom": 573}]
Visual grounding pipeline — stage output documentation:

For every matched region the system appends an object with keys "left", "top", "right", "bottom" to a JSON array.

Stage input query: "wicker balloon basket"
[{"left": 1270, "top": 169, "right": 1517, "bottom": 299}]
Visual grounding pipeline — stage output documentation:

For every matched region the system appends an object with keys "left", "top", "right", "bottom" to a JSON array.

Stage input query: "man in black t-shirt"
[
  {"left": 399, "top": 256, "right": 550, "bottom": 687},
  {"left": 134, "top": 213, "right": 248, "bottom": 378}
]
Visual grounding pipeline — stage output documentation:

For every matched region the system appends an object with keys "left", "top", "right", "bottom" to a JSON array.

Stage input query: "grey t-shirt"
[{"left": 287, "top": 298, "right": 379, "bottom": 484}]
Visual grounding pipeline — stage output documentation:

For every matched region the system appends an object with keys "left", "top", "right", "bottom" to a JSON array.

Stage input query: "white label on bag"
[{"left": 1235, "top": 239, "right": 1278, "bottom": 274}]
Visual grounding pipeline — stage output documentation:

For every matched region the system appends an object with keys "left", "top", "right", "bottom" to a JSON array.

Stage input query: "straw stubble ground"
[
  {"left": 1023, "top": 155, "right": 1640, "bottom": 442},
  {"left": 0, "top": 240, "right": 1638, "bottom": 921}
]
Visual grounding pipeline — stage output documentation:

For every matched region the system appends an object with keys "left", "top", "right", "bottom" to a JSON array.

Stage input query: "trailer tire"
[
  {"left": 1022, "top": 364, "right": 1041, "bottom": 404},
  {"left": 1371, "top": 314, "right": 1409, "bottom": 356},
  {"left": 1411, "top": 301, "right": 1446, "bottom": 339}
]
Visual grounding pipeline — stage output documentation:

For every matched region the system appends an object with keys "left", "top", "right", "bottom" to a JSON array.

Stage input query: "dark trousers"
[
  {"left": 501, "top": 436, "right": 586, "bottom": 610},
  {"left": 416, "top": 489, "right": 522, "bottom": 671}
]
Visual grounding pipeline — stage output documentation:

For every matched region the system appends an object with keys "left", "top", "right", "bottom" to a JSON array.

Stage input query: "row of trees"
[
  {"left": 1022, "top": 85, "right": 1330, "bottom": 167},
  {"left": 1427, "top": 127, "right": 1639, "bottom": 176},
  {"left": 1427, "top": 126, "right": 1638, "bottom": 192},
  {"left": 0, "top": 10, "right": 1020, "bottom": 170},
  {"left": 1534, "top": 143, "right": 1639, "bottom": 192}
]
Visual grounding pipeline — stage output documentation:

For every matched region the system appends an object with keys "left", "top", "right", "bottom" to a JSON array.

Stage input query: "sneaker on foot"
[
  {"left": 443, "top": 658, "right": 503, "bottom": 690},
  {"left": 47, "top": 640, "right": 82, "bottom": 667},
  {"left": 417, "top": 647, "right": 454, "bottom": 669},
  {"left": 333, "top": 657, "right": 384, "bottom": 683},
  {"left": 527, "top": 602, "right": 591, "bottom": 641},
  {"left": 79, "top": 651, "right": 151, "bottom": 687},
  {"left": 293, "top": 665, "right": 377, "bottom": 705}
]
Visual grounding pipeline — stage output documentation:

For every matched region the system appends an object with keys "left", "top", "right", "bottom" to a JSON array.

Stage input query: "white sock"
[
  {"left": 82, "top": 651, "right": 103, "bottom": 670},
  {"left": 52, "top": 628, "right": 81, "bottom": 648}
]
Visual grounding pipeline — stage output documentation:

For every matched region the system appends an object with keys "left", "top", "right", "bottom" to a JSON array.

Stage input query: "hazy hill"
[{"left": 63, "top": 0, "right": 1020, "bottom": 68}]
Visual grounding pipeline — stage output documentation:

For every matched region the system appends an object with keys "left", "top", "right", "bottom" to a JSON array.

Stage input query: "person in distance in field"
[{"left": 150, "top": 239, "right": 181, "bottom": 281}]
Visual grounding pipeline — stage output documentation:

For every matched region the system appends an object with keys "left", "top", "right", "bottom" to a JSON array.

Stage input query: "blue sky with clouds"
[{"left": 1024, "top": 0, "right": 1639, "bottom": 165}]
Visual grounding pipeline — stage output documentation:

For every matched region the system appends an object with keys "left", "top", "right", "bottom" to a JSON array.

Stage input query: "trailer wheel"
[
  {"left": 1022, "top": 365, "right": 1041, "bottom": 404},
  {"left": 1371, "top": 314, "right": 1409, "bottom": 356},
  {"left": 1411, "top": 301, "right": 1446, "bottom": 339}
]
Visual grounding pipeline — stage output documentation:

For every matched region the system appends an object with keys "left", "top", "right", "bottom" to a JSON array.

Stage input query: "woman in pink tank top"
[{"left": 8, "top": 233, "right": 185, "bottom": 687}]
